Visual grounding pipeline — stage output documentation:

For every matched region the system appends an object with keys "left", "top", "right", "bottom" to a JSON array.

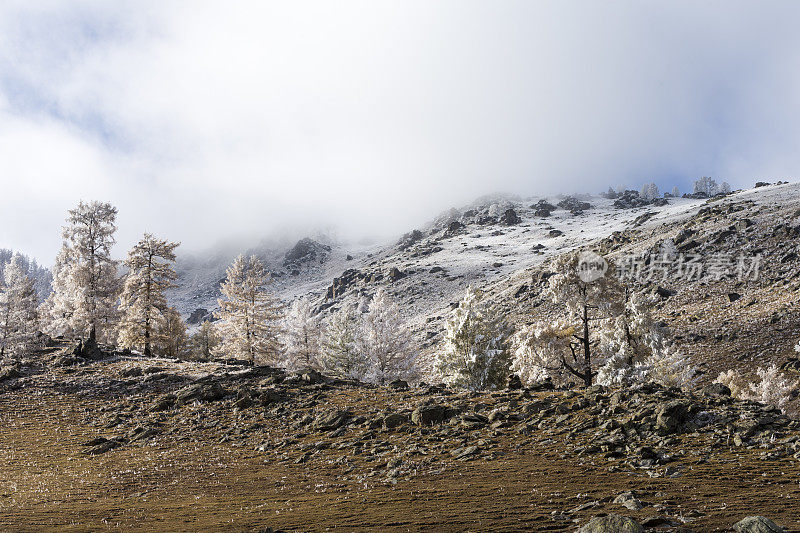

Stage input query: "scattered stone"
[{"left": 578, "top": 514, "right": 643, "bottom": 533}]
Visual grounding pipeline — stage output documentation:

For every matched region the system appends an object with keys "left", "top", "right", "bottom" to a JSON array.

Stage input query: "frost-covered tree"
[
  {"left": 640, "top": 183, "right": 659, "bottom": 201},
  {"left": 0, "top": 250, "right": 52, "bottom": 301},
  {"left": 360, "top": 288, "right": 417, "bottom": 383},
  {"left": 715, "top": 366, "right": 797, "bottom": 411},
  {"left": 671, "top": 186, "right": 680, "bottom": 197},
  {"left": 693, "top": 176, "right": 719, "bottom": 197},
  {"left": 283, "top": 297, "right": 324, "bottom": 370},
  {"left": 0, "top": 255, "right": 39, "bottom": 358},
  {"left": 154, "top": 306, "right": 189, "bottom": 359},
  {"left": 436, "top": 286, "right": 513, "bottom": 390},
  {"left": 188, "top": 321, "right": 222, "bottom": 361},
  {"left": 513, "top": 251, "right": 623, "bottom": 387},
  {"left": 747, "top": 365, "right": 796, "bottom": 410},
  {"left": 117, "top": 234, "right": 179, "bottom": 356},
  {"left": 322, "top": 307, "right": 366, "bottom": 379},
  {"left": 719, "top": 181, "right": 732, "bottom": 194},
  {"left": 47, "top": 201, "right": 119, "bottom": 342},
  {"left": 216, "top": 255, "right": 284, "bottom": 364}
]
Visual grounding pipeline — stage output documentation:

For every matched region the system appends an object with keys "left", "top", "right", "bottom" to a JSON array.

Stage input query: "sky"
[{"left": 1, "top": 1, "right": 800, "bottom": 264}]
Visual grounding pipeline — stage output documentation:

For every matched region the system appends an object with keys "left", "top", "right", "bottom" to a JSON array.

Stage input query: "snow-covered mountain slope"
[
  {"left": 169, "top": 181, "right": 799, "bottom": 378},
  {"left": 169, "top": 190, "right": 712, "bottom": 332}
]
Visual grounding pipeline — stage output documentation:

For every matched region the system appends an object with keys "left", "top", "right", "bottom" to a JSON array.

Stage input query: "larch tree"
[
  {"left": 155, "top": 306, "right": 189, "bottom": 359},
  {"left": 512, "top": 251, "right": 623, "bottom": 387},
  {"left": 435, "top": 286, "right": 513, "bottom": 391},
  {"left": 0, "top": 255, "right": 39, "bottom": 358},
  {"left": 359, "top": 288, "right": 417, "bottom": 383},
  {"left": 47, "top": 201, "right": 120, "bottom": 342},
  {"left": 283, "top": 297, "right": 324, "bottom": 370},
  {"left": 188, "top": 321, "right": 222, "bottom": 361},
  {"left": 216, "top": 255, "right": 284, "bottom": 364},
  {"left": 322, "top": 307, "right": 366, "bottom": 379},
  {"left": 117, "top": 234, "right": 179, "bottom": 356}
]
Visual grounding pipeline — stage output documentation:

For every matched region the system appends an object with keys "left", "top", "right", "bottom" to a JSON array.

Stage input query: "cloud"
[{"left": 1, "top": 1, "right": 800, "bottom": 263}]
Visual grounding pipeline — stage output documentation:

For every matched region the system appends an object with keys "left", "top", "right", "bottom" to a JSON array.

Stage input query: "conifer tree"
[
  {"left": 155, "top": 306, "right": 189, "bottom": 359},
  {"left": 188, "top": 321, "right": 222, "bottom": 361},
  {"left": 322, "top": 307, "right": 366, "bottom": 379},
  {"left": 435, "top": 286, "right": 513, "bottom": 390},
  {"left": 47, "top": 201, "right": 119, "bottom": 342},
  {"left": 283, "top": 297, "right": 324, "bottom": 370},
  {"left": 216, "top": 255, "right": 283, "bottom": 364},
  {"left": 118, "top": 234, "right": 179, "bottom": 356},
  {"left": 0, "top": 255, "right": 39, "bottom": 358},
  {"left": 359, "top": 288, "right": 417, "bottom": 383}
]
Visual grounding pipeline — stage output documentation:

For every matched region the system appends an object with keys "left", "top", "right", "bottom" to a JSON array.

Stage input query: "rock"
[
  {"left": 314, "top": 410, "right": 352, "bottom": 432},
  {"left": 549, "top": 229, "right": 564, "bottom": 237},
  {"left": 397, "top": 229, "right": 424, "bottom": 250},
  {"left": 702, "top": 383, "right": 731, "bottom": 397},
  {"left": 655, "top": 400, "right": 692, "bottom": 435},
  {"left": 506, "top": 374, "right": 522, "bottom": 390},
  {"left": 727, "top": 292, "right": 741, "bottom": 303},
  {"left": 557, "top": 196, "right": 592, "bottom": 214},
  {"left": 614, "top": 491, "right": 644, "bottom": 511},
  {"left": 176, "top": 381, "right": 226, "bottom": 405},
  {"left": 732, "top": 516, "right": 784, "bottom": 533},
  {"left": 383, "top": 413, "right": 409, "bottom": 429},
  {"left": 578, "top": 514, "right": 643, "bottom": 533},
  {"left": 532, "top": 199, "right": 557, "bottom": 217},
  {"left": 499, "top": 208, "right": 521, "bottom": 226},
  {"left": 187, "top": 308, "right": 211, "bottom": 325},
  {"left": 120, "top": 367, "right": 144, "bottom": 378},
  {"left": 446, "top": 220, "right": 465, "bottom": 235},
  {"left": 388, "top": 267, "right": 406, "bottom": 282},
  {"left": 450, "top": 445, "right": 479, "bottom": 459},
  {"left": 77, "top": 338, "right": 105, "bottom": 360},
  {"left": 0, "top": 365, "right": 20, "bottom": 382},
  {"left": 388, "top": 379, "right": 409, "bottom": 390},
  {"left": 655, "top": 286, "right": 676, "bottom": 299},
  {"left": 411, "top": 405, "right": 450, "bottom": 426},
  {"left": 150, "top": 394, "right": 176, "bottom": 412},
  {"left": 283, "top": 238, "right": 331, "bottom": 269},
  {"left": 82, "top": 437, "right": 123, "bottom": 456}
]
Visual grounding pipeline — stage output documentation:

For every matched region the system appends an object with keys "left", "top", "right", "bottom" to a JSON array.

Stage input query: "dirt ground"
[{"left": 2, "top": 385, "right": 800, "bottom": 533}]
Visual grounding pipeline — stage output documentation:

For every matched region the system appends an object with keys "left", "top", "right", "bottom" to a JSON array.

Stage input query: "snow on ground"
[{"left": 168, "top": 182, "right": 799, "bottom": 347}]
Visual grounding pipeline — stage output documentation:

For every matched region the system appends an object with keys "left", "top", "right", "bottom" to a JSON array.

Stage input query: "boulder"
[
  {"left": 175, "top": 381, "right": 226, "bottom": 405},
  {"left": 411, "top": 405, "right": 451, "bottom": 426},
  {"left": 383, "top": 413, "right": 409, "bottom": 429},
  {"left": 578, "top": 514, "right": 643, "bottom": 533},
  {"left": 655, "top": 400, "right": 693, "bottom": 435},
  {"left": 314, "top": 409, "right": 352, "bottom": 432},
  {"left": 499, "top": 208, "right": 521, "bottom": 225},
  {"left": 506, "top": 374, "right": 523, "bottom": 390},
  {"left": 733, "top": 516, "right": 784, "bottom": 533}
]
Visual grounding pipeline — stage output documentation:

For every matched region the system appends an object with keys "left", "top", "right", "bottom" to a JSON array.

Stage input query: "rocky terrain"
[
  {"left": 1, "top": 182, "right": 799, "bottom": 531},
  {"left": 1, "top": 338, "right": 799, "bottom": 531}
]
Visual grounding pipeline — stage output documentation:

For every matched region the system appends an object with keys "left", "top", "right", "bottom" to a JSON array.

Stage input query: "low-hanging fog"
[{"left": 2, "top": 1, "right": 800, "bottom": 264}]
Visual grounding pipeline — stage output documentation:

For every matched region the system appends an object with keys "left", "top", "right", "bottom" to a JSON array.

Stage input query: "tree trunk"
[{"left": 90, "top": 324, "right": 96, "bottom": 342}]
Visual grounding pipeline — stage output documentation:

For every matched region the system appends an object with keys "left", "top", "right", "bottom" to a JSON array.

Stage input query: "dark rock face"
[
  {"left": 388, "top": 267, "right": 406, "bottom": 282},
  {"left": 613, "top": 190, "right": 667, "bottom": 209},
  {"left": 187, "top": 308, "right": 211, "bottom": 325},
  {"left": 557, "top": 196, "right": 592, "bottom": 214},
  {"left": 283, "top": 238, "right": 331, "bottom": 270},
  {"left": 446, "top": 221, "right": 465, "bottom": 235},
  {"left": 411, "top": 405, "right": 452, "bottom": 426},
  {"left": 532, "top": 199, "right": 557, "bottom": 217},
  {"left": 499, "top": 208, "right": 521, "bottom": 226},
  {"left": 397, "top": 230, "right": 424, "bottom": 250},
  {"left": 176, "top": 381, "right": 226, "bottom": 405},
  {"left": 326, "top": 268, "right": 362, "bottom": 300}
]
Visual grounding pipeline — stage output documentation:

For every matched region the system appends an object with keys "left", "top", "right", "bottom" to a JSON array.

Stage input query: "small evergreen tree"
[
  {"left": 436, "top": 286, "right": 513, "bottom": 390},
  {"left": 322, "top": 307, "right": 366, "bottom": 379},
  {"left": 0, "top": 255, "right": 39, "bottom": 358},
  {"left": 359, "top": 288, "right": 417, "bottom": 383},
  {"left": 188, "top": 321, "right": 222, "bottom": 361},
  {"left": 216, "top": 255, "right": 283, "bottom": 364},
  {"left": 283, "top": 297, "right": 324, "bottom": 370},
  {"left": 155, "top": 306, "right": 189, "bottom": 359},
  {"left": 118, "top": 234, "right": 179, "bottom": 356}
]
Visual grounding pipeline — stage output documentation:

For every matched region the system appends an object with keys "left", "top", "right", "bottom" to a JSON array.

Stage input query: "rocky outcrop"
[{"left": 283, "top": 238, "right": 331, "bottom": 270}]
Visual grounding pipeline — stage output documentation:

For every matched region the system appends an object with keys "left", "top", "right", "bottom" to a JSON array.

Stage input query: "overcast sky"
[{"left": 2, "top": 1, "right": 800, "bottom": 264}]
